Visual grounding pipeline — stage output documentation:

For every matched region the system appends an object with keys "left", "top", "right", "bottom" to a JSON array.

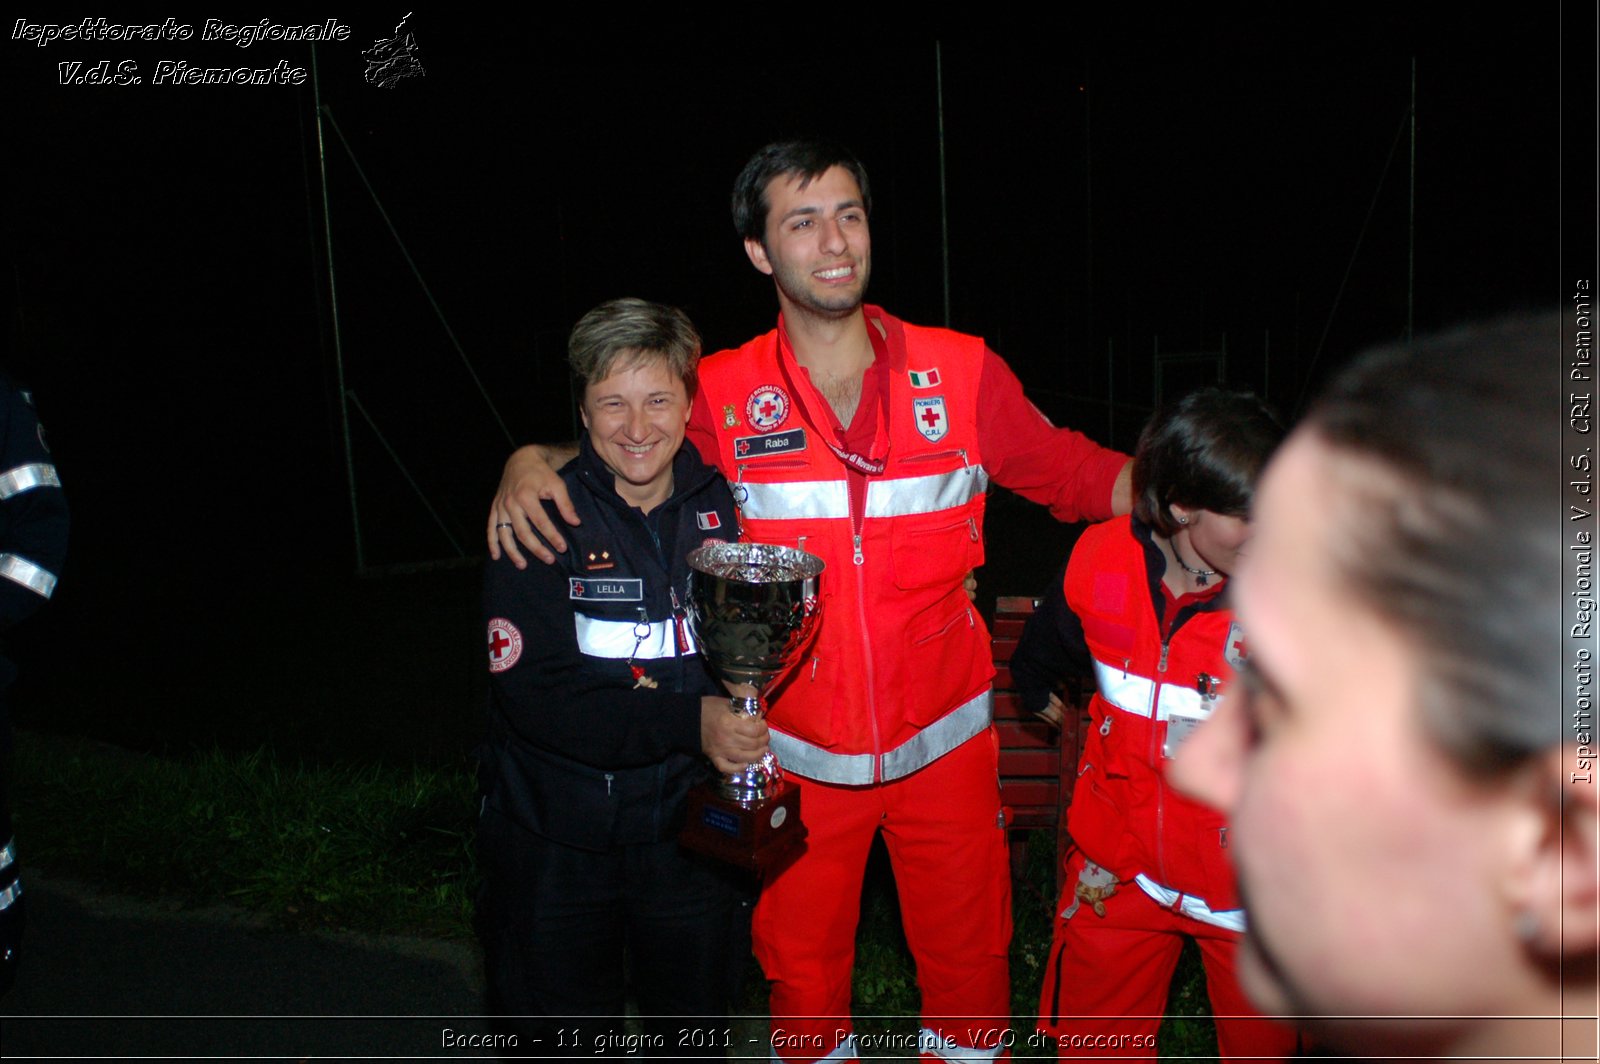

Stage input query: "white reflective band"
[
  {"left": 769, "top": 731, "right": 874, "bottom": 785},
  {"left": 737, "top": 478, "right": 849, "bottom": 521},
  {"left": 880, "top": 690, "right": 991, "bottom": 781},
  {"left": 0, "top": 463, "right": 60, "bottom": 499},
  {"left": 737, "top": 466, "right": 989, "bottom": 524},
  {"left": 1133, "top": 873, "right": 1245, "bottom": 932},
  {"left": 0, "top": 838, "right": 13, "bottom": 872},
  {"left": 0, "top": 879, "right": 20, "bottom": 912},
  {"left": 864, "top": 465, "right": 989, "bottom": 519},
  {"left": 0, "top": 554, "right": 56, "bottom": 598},
  {"left": 770, "top": 690, "right": 992, "bottom": 785},
  {"left": 572, "top": 614, "right": 696, "bottom": 660},
  {"left": 919, "top": 1028, "right": 1005, "bottom": 1061},
  {"left": 1091, "top": 659, "right": 1206, "bottom": 721}
]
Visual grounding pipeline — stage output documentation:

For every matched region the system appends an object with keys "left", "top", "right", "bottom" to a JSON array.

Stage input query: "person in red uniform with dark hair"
[
  {"left": 1011, "top": 389, "right": 1297, "bottom": 1059},
  {"left": 486, "top": 141, "right": 1132, "bottom": 1061}
]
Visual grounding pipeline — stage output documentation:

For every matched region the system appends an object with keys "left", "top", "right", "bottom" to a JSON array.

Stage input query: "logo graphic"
[
  {"left": 908, "top": 368, "right": 942, "bottom": 389},
  {"left": 487, "top": 617, "right": 522, "bottom": 673},
  {"left": 363, "top": 12, "right": 425, "bottom": 88},
  {"left": 722, "top": 404, "right": 739, "bottom": 429},
  {"left": 697, "top": 511, "right": 722, "bottom": 531},
  {"left": 746, "top": 385, "right": 790, "bottom": 432},
  {"left": 1224, "top": 621, "right": 1249, "bottom": 668},
  {"left": 913, "top": 396, "right": 948, "bottom": 442}
]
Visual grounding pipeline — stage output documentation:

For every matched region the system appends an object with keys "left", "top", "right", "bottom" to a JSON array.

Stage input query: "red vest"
[
  {"left": 696, "top": 308, "right": 993, "bottom": 784},
  {"left": 1064, "top": 516, "right": 1245, "bottom": 910}
]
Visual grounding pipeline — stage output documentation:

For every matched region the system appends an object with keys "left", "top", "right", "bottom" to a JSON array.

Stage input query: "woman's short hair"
[
  {"left": 1133, "top": 388, "right": 1286, "bottom": 537},
  {"left": 567, "top": 298, "right": 701, "bottom": 391},
  {"left": 1306, "top": 314, "right": 1561, "bottom": 775}
]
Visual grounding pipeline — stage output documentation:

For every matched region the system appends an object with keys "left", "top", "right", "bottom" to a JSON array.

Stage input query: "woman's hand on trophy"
[{"left": 701, "top": 694, "right": 771, "bottom": 775}]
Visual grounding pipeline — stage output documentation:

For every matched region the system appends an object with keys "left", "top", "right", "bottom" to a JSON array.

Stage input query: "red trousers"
[
  {"left": 754, "top": 730, "right": 1013, "bottom": 1062},
  {"left": 1037, "top": 852, "right": 1298, "bottom": 1060}
]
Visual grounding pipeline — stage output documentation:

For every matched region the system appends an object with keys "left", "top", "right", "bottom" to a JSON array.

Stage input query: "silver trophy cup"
[{"left": 681, "top": 542, "right": 822, "bottom": 870}]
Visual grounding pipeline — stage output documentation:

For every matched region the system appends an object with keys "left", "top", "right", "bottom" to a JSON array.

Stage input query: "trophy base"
[{"left": 680, "top": 778, "right": 806, "bottom": 874}]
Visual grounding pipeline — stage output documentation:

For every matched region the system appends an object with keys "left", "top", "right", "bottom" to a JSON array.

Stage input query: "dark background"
[{"left": 4, "top": 11, "right": 1590, "bottom": 765}]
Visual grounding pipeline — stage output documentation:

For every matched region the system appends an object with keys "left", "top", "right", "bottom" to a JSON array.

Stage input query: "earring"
[{"left": 1177, "top": 514, "right": 1189, "bottom": 525}]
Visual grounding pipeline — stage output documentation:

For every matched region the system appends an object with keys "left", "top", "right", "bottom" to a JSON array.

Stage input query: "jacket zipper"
[{"left": 848, "top": 467, "right": 882, "bottom": 774}]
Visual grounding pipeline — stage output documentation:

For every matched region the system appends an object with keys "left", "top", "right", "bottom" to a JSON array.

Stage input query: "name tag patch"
[
  {"left": 568, "top": 577, "right": 643, "bottom": 601},
  {"left": 734, "top": 427, "right": 807, "bottom": 458}
]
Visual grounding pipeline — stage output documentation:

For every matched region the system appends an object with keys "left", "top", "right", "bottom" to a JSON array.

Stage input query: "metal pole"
[
  {"left": 936, "top": 42, "right": 952, "bottom": 328},
  {"left": 1406, "top": 56, "right": 1417, "bottom": 343},
  {"left": 310, "top": 45, "right": 366, "bottom": 572}
]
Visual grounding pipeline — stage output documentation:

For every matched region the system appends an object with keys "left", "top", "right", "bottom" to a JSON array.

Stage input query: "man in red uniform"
[{"left": 489, "top": 140, "right": 1130, "bottom": 1061}]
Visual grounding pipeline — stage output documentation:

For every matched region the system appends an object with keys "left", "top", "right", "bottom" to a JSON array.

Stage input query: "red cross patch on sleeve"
[{"left": 487, "top": 617, "right": 523, "bottom": 673}]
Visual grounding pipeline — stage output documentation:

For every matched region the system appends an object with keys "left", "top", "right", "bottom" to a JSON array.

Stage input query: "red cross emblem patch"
[
  {"left": 746, "top": 385, "right": 790, "bottom": 433},
  {"left": 1224, "top": 621, "right": 1249, "bottom": 668},
  {"left": 913, "top": 396, "right": 948, "bottom": 442},
  {"left": 487, "top": 617, "right": 523, "bottom": 673}
]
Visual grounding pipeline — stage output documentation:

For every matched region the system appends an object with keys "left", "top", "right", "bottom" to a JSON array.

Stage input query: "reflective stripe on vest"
[
  {"left": 1133, "top": 872, "right": 1245, "bottom": 932},
  {"left": 0, "top": 554, "right": 56, "bottom": 599},
  {"left": 737, "top": 465, "right": 988, "bottom": 523},
  {"left": 737, "top": 478, "right": 848, "bottom": 521},
  {"left": 573, "top": 614, "right": 696, "bottom": 660},
  {"left": 863, "top": 465, "right": 989, "bottom": 518},
  {"left": 0, "top": 837, "right": 13, "bottom": 872},
  {"left": 0, "top": 463, "right": 59, "bottom": 500},
  {"left": 1091, "top": 659, "right": 1206, "bottom": 722},
  {"left": 769, "top": 689, "right": 992, "bottom": 785},
  {"left": 0, "top": 878, "right": 19, "bottom": 912}
]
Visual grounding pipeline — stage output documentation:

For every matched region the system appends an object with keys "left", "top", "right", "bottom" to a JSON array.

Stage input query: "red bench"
[{"left": 992, "top": 595, "right": 1086, "bottom": 890}]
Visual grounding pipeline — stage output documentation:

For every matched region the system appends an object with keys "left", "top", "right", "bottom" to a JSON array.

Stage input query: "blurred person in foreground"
[
  {"left": 1012, "top": 389, "right": 1297, "bottom": 1059},
  {"left": 1173, "top": 315, "right": 1598, "bottom": 1061},
  {"left": 476, "top": 299, "right": 762, "bottom": 1053}
]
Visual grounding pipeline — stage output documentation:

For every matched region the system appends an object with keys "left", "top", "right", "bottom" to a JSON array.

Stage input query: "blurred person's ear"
[{"left": 1503, "top": 746, "right": 1599, "bottom": 963}]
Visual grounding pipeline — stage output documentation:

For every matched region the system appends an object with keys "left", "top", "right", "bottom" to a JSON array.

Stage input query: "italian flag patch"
[{"left": 908, "top": 368, "right": 942, "bottom": 389}]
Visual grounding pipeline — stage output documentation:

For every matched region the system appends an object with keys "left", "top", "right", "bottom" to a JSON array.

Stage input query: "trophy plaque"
[{"left": 681, "top": 542, "right": 823, "bottom": 873}]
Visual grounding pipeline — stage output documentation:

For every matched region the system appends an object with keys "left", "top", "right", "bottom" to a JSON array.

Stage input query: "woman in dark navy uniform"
[{"left": 476, "top": 299, "right": 764, "bottom": 1054}]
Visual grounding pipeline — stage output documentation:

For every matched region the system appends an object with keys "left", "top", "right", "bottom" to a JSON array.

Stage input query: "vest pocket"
[{"left": 888, "top": 510, "right": 982, "bottom": 590}]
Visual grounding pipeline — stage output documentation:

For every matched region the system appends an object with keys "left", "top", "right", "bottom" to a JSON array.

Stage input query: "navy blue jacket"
[{"left": 480, "top": 437, "right": 737, "bottom": 851}]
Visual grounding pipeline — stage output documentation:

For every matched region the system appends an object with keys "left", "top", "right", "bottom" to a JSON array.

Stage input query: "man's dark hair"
[
  {"left": 731, "top": 139, "right": 872, "bottom": 243},
  {"left": 1133, "top": 389, "right": 1285, "bottom": 537}
]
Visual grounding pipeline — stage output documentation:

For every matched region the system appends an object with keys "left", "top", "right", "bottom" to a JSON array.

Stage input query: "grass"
[
  {"left": 10, "top": 731, "right": 478, "bottom": 938},
  {"left": 12, "top": 731, "right": 1219, "bottom": 1057}
]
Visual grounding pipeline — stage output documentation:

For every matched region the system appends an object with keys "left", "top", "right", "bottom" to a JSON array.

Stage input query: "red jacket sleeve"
[
  {"left": 978, "top": 348, "right": 1128, "bottom": 523},
  {"left": 686, "top": 393, "right": 722, "bottom": 469}
]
